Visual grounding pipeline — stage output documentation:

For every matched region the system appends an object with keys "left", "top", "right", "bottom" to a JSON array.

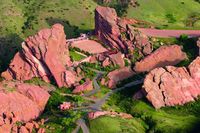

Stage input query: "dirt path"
[{"left": 138, "top": 28, "right": 200, "bottom": 38}]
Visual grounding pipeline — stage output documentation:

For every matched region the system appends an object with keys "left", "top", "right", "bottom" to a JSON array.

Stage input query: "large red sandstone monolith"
[{"left": 2, "top": 24, "right": 77, "bottom": 87}]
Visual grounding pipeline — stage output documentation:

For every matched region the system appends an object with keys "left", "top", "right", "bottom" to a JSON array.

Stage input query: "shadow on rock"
[{"left": 0, "top": 34, "right": 23, "bottom": 72}]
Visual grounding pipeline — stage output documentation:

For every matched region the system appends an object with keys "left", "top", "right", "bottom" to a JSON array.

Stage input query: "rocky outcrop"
[
  {"left": 95, "top": 6, "right": 126, "bottom": 52},
  {"left": 73, "top": 80, "right": 93, "bottom": 94},
  {"left": 0, "top": 113, "right": 46, "bottom": 133},
  {"left": 0, "top": 81, "right": 50, "bottom": 122},
  {"left": 2, "top": 24, "right": 78, "bottom": 88},
  {"left": 95, "top": 6, "right": 152, "bottom": 56},
  {"left": 134, "top": 45, "right": 187, "bottom": 72},
  {"left": 143, "top": 57, "right": 200, "bottom": 109},
  {"left": 105, "top": 66, "right": 135, "bottom": 88},
  {"left": 98, "top": 51, "right": 125, "bottom": 68}
]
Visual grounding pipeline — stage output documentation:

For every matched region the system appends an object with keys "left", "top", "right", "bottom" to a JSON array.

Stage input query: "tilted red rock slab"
[
  {"left": 95, "top": 6, "right": 152, "bottom": 56},
  {"left": 95, "top": 6, "right": 127, "bottom": 52},
  {"left": 106, "top": 66, "right": 135, "bottom": 89},
  {"left": 143, "top": 57, "right": 200, "bottom": 109},
  {"left": 0, "top": 81, "right": 50, "bottom": 122},
  {"left": 134, "top": 45, "right": 187, "bottom": 72},
  {"left": 1, "top": 24, "right": 77, "bottom": 87},
  {"left": 73, "top": 80, "right": 93, "bottom": 94}
]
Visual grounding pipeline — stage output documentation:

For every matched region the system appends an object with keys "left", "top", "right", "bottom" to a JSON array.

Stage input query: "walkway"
[{"left": 138, "top": 28, "right": 200, "bottom": 38}]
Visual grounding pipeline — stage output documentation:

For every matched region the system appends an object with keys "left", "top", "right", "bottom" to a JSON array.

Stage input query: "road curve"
[
  {"left": 138, "top": 28, "right": 200, "bottom": 38},
  {"left": 90, "top": 79, "right": 144, "bottom": 111},
  {"left": 76, "top": 118, "right": 90, "bottom": 133}
]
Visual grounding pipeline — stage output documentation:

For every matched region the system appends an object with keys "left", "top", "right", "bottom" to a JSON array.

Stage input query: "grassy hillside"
[
  {"left": 89, "top": 116, "right": 147, "bottom": 133},
  {"left": 103, "top": 85, "right": 200, "bottom": 133},
  {"left": 125, "top": 0, "right": 200, "bottom": 29},
  {"left": 0, "top": 0, "right": 97, "bottom": 72}
]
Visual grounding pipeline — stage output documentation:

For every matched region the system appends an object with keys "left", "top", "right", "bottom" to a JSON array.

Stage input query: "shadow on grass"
[
  {"left": 176, "top": 37, "right": 198, "bottom": 66},
  {"left": 45, "top": 18, "right": 92, "bottom": 38},
  {"left": 0, "top": 34, "right": 23, "bottom": 72}
]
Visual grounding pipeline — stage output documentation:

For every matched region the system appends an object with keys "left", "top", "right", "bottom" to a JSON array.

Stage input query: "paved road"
[
  {"left": 90, "top": 79, "right": 144, "bottom": 111},
  {"left": 138, "top": 28, "right": 200, "bottom": 38},
  {"left": 72, "top": 125, "right": 81, "bottom": 133},
  {"left": 84, "top": 72, "right": 103, "bottom": 97},
  {"left": 83, "top": 68, "right": 105, "bottom": 97},
  {"left": 76, "top": 118, "right": 90, "bottom": 133}
]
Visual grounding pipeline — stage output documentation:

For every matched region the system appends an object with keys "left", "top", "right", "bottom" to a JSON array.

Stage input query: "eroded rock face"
[
  {"left": 106, "top": 66, "right": 135, "bottom": 89},
  {"left": 0, "top": 113, "right": 46, "bottom": 133},
  {"left": 95, "top": 6, "right": 152, "bottom": 56},
  {"left": 0, "top": 81, "right": 50, "bottom": 122},
  {"left": 2, "top": 24, "right": 77, "bottom": 87},
  {"left": 143, "top": 57, "right": 200, "bottom": 109},
  {"left": 134, "top": 45, "right": 187, "bottom": 72}
]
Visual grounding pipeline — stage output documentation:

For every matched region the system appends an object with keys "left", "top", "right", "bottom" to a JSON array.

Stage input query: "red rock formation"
[
  {"left": 99, "top": 52, "right": 125, "bottom": 68},
  {"left": 109, "top": 52, "right": 125, "bottom": 68},
  {"left": 95, "top": 6, "right": 127, "bottom": 52},
  {"left": 0, "top": 113, "right": 46, "bottom": 133},
  {"left": 59, "top": 102, "right": 72, "bottom": 111},
  {"left": 73, "top": 80, "right": 93, "bottom": 94},
  {"left": 143, "top": 57, "right": 200, "bottom": 109},
  {"left": 106, "top": 66, "right": 135, "bottom": 88},
  {"left": 0, "top": 81, "right": 50, "bottom": 122},
  {"left": 134, "top": 45, "right": 187, "bottom": 72},
  {"left": 95, "top": 6, "right": 152, "bottom": 56},
  {"left": 2, "top": 24, "right": 78, "bottom": 87}
]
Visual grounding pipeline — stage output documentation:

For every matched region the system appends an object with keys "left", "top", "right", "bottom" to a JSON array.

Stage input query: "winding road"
[
  {"left": 138, "top": 28, "right": 200, "bottom": 38},
  {"left": 72, "top": 73, "right": 143, "bottom": 133},
  {"left": 89, "top": 79, "right": 144, "bottom": 111}
]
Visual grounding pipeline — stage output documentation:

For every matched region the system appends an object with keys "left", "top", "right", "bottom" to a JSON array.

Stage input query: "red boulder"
[
  {"left": 106, "top": 66, "right": 135, "bottom": 89},
  {"left": 134, "top": 45, "right": 187, "bottom": 72},
  {"left": 73, "top": 80, "right": 93, "bottom": 94},
  {"left": 143, "top": 57, "right": 200, "bottom": 109}
]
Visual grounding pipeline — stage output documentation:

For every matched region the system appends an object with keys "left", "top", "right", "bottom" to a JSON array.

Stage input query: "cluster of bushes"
[
  {"left": 69, "top": 47, "right": 90, "bottom": 56},
  {"left": 165, "top": 13, "right": 176, "bottom": 24},
  {"left": 82, "top": 62, "right": 119, "bottom": 72},
  {"left": 186, "top": 12, "right": 200, "bottom": 27},
  {"left": 41, "top": 89, "right": 88, "bottom": 132}
]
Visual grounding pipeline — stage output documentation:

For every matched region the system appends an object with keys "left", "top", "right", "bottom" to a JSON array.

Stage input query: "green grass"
[
  {"left": 10, "top": 0, "right": 97, "bottom": 38},
  {"left": 0, "top": 0, "right": 97, "bottom": 72},
  {"left": 92, "top": 85, "right": 110, "bottom": 99},
  {"left": 125, "top": 0, "right": 200, "bottom": 29},
  {"left": 89, "top": 116, "right": 147, "bottom": 133},
  {"left": 69, "top": 51, "right": 86, "bottom": 61},
  {"left": 103, "top": 83, "right": 200, "bottom": 133},
  {"left": 131, "top": 101, "right": 200, "bottom": 133}
]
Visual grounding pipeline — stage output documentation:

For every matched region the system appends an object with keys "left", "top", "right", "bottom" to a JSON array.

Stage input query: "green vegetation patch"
[
  {"left": 125, "top": 0, "right": 200, "bottom": 29},
  {"left": 69, "top": 50, "right": 86, "bottom": 61},
  {"left": 89, "top": 116, "right": 147, "bottom": 133},
  {"left": 103, "top": 82, "right": 200, "bottom": 133}
]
